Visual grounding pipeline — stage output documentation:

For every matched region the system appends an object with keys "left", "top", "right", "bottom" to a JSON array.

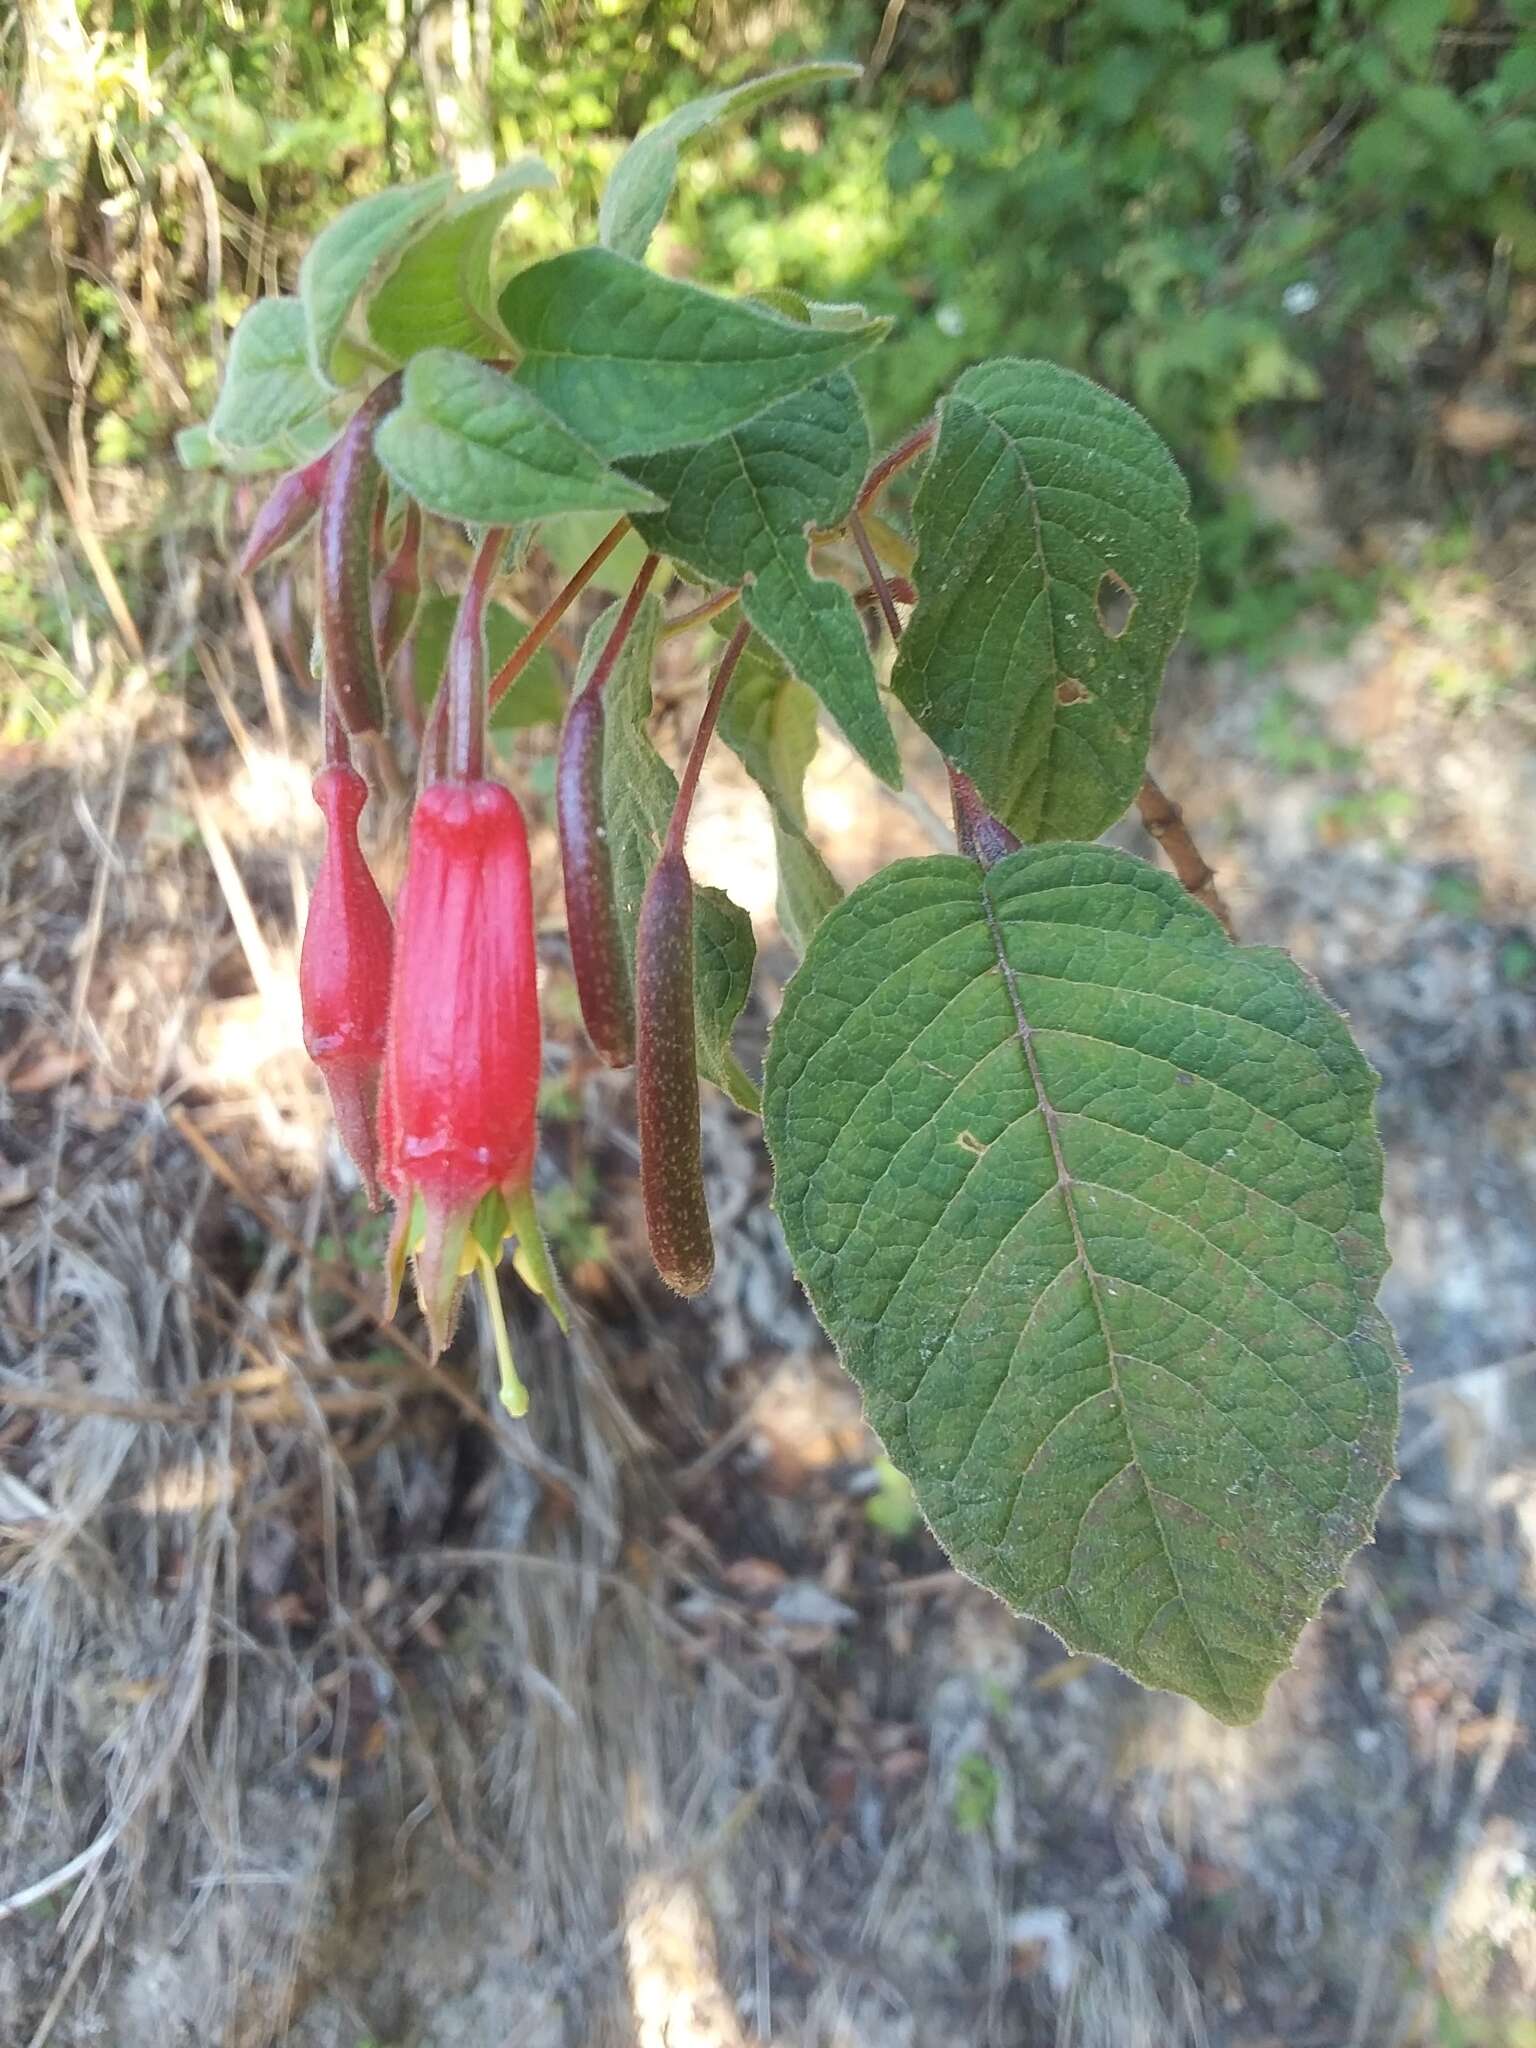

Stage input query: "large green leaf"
[
  {"left": 599, "top": 62, "right": 861, "bottom": 261},
  {"left": 764, "top": 845, "right": 1400, "bottom": 1722},
  {"left": 625, "top": 375, "right": 900, "bottom": 785},
  {"left": 366, "top": 158, "right": 555, "bottom": 362},
  {"left": 893, "top": 359, "right": 1197, "bottom": 842},
  {"left": 580, "top": 596, "right": 758, "bottom": 1110},
  {"left": 499, "top": 249, "right": 889, "bottom": 459},
  {"left": 717, "top": 634, "right": 843, "bottom": 954},
  {"left": 208, "top": 298, "right": 354, "bottom": 471},
  {"left": 373, "top": 350, "right": 662, "bottom": 527}
]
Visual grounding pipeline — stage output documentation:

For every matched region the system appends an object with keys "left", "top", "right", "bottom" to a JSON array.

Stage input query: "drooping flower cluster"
[
  {"left": 297, "top": 755, "right": 557, "bottom": 1402},
  {"left": 284, "top": 466, "right": 564, "bottom": 1414},
  {"left": 379, "top": 777, "right": 546, "bottom": 1361}
]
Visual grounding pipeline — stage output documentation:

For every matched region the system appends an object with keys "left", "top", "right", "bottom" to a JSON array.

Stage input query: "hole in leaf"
[
  {"left": 1096, "top": 570, "right": 1136, "bottom": 640},
  {"left": 1055, "top": 676, "right": 1089, "bottom": 705}
]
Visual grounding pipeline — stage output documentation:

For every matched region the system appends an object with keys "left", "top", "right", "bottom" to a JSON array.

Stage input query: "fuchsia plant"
[{"left": 185, "top": 66, "right": 1404, "bottom": 1724}]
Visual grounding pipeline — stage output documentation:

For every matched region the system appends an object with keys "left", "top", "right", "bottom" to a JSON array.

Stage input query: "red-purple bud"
[
  {"left": 380, "top": 777, "right": 542, "bottom": 1353},
  {"left": 372, "top": 500, "right": 423, "bottom": 678},
  {"left": 300, "top": 764, "right": 394, "bottom": 1207},
  {"left": 557, "top": 684, "right": 635, "bottom": 1068},
  {"left": 317, "top": 379, "right": 400, "bottom": 736},
  {"left": 635, "top": 847, "right": 714, "bottom": 1296},
  {"left": 238, "top": 455, "right": 331, "bottom": 578}
]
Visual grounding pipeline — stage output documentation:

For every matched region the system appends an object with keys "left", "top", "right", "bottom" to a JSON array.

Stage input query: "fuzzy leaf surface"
[
  {"left": 208, "top": 298, "right": 354, "bottom": 471},
  {"left": 599, "top": 63, "right": 860, "bottom": 260},
  {"left": 366, "top": 159, "right": 554, "bottom": 361},
  {"left": 300, "top": 176, "right": 454, "bottom": 385},
  {"left": 893, "top": 359, "right": 1197, "bottom": 841},
  {"left": 626, "top": 375, "right": 899, "bottom": 784},
  {"left": 499, "top": 249, "right": 888, "bottom": 459},
  {"left": 374, "top": 351, "right": 661, "bottom": 526},
  {"left": 764, "top": 845, "right": 1400, "bottom": 1722}
]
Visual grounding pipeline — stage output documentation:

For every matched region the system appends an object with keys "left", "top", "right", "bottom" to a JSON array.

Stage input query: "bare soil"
[{"left": 3, "top": 485, "right": 1535, "bottom": 2048}]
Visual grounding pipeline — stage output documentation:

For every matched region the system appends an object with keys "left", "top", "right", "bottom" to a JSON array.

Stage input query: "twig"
[{"left": 1135, "top": 773, "right": 1236, "bottom": 936}]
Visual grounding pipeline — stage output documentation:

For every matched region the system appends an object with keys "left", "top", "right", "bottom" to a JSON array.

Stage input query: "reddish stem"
[
  {"left": 446, "top": 527, "right": 509, "bottom": 784},
  {"left": 856, "top": 418, "right": 937, "bottom": 512},
  {"left": 849, "top": 510, "right": 905, "bottom": 646},
  {"left": 662, "top": 585, "right": 742, "bottom": 639},
  {"left": 576, "top": 552, "right": 661, "bottom": 706},
  {"left": 665, "top": 620, "right": 751, "bottom": 862},
  {"left": 488, "top": 520, "right": 631, "bottom": 712},
  {"left": 322, "top": 682, "right": 351, "bottom": 769},
  {"left": 317, "top": 375, "right": 401, "bottom": 736}
]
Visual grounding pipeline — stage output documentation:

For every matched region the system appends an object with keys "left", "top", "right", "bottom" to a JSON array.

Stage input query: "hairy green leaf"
[
  {"left": 499, "top": 249, "right": 889, "bottom": 459},
  {"left": 599, "top": 62, "right": 861, "bottom": 260},
  {"left": 409, "top": 592, "right": 563, "bottom": 731},
  {"left": 718, "top": 634, "right": 843, "bottom": 953},
  {"left": 893, "top": 359, "right": 1197, "bottom": 841},
  {"left": 626, "top": 375, "right": 899, "bottom": 784},
  {"left": 300, "top": 176, "right": 453, "bottom": 385},
  {"left": 580, "top": 596, "right": 758, "bottom": 1109},
  {"left": 764, "top": 845, "right": 1400, "bottom": 1722},
  {"left": 366, "top": 158, "right": 554, "bottom": 362},
  {"left": 208, "top": 298, "right": 354, "bottom": 471},
  {"left": 374, "top": 350, "right": 662, "bottom": 526},
  {"left": 175, "top": 424, "right": 219, "bottom": 470}
]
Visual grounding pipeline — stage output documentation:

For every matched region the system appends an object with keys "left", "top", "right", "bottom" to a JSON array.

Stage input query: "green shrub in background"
[
  {"left": 804, "top": 0, "right": 1536, "bottom": 465},
  {"left": 3, "top": 0, "right": 1532, "bottom": 710}
]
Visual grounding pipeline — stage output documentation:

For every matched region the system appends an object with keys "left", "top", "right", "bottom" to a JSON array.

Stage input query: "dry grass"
[{"left": 2, "top": 471, "right": 1536, "bottom": 2048}]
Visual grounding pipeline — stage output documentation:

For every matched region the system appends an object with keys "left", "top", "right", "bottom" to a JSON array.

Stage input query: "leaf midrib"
[{"left": 977, "top": 866, "right": 1239, "bottom": 1720}]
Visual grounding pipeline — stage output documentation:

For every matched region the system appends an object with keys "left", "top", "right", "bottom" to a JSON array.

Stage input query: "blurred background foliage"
[{"left": 2, "top": 0, "right": 1534, "bottom": 734}]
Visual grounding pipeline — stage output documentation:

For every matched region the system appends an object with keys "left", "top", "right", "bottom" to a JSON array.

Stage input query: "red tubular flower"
[
  {"left": 380, "top": 777, "right": 553, "bottom": 1373},
  {"left": 300, "top": 764, "right": 394, "bottom": 1207}
]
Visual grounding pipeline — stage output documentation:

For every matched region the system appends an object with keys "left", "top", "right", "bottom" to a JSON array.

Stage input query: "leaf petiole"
[{"left": 487, "top": 521, "right": 633, "bottom": 711}]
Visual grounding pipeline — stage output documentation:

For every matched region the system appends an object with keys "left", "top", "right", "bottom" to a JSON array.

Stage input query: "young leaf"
[
  {"left": 175, "top": 423, "right": 219, "bottom": 470},
  {"left": 717, "top": 634, "right": 843, "bottom": 953},
  {"left": 373, "top": 350, "right": 663, "bottom": 527},
  {"left": 209, "top": 298, "right": 353, "bottom": 471},
  {"left": 409, "top": 592, "right": 563, "bottom": 731},
  {"left": 366, "top": 158, "right": 555, "bottom": 362},
  {"left": 893, "top": 359, "right": 1198, "bottom": 842},
  {"left": 626, "top": 374, "right": 901, "bottom": 785},
  {"left": 579, "top": 594, "right": 758, "bottom": 1110},
  {"left": 599, "top": 62, "right": 861, "bottom": 261},
  {"left": 764, "top": 845, "right": 1401, "bottom": 1724},
  {"left": 300, "top": 175, "right": 454, "bottom": 386},
  {"left": 499, "top": 249, "right": 889, "bottom": 459}
]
